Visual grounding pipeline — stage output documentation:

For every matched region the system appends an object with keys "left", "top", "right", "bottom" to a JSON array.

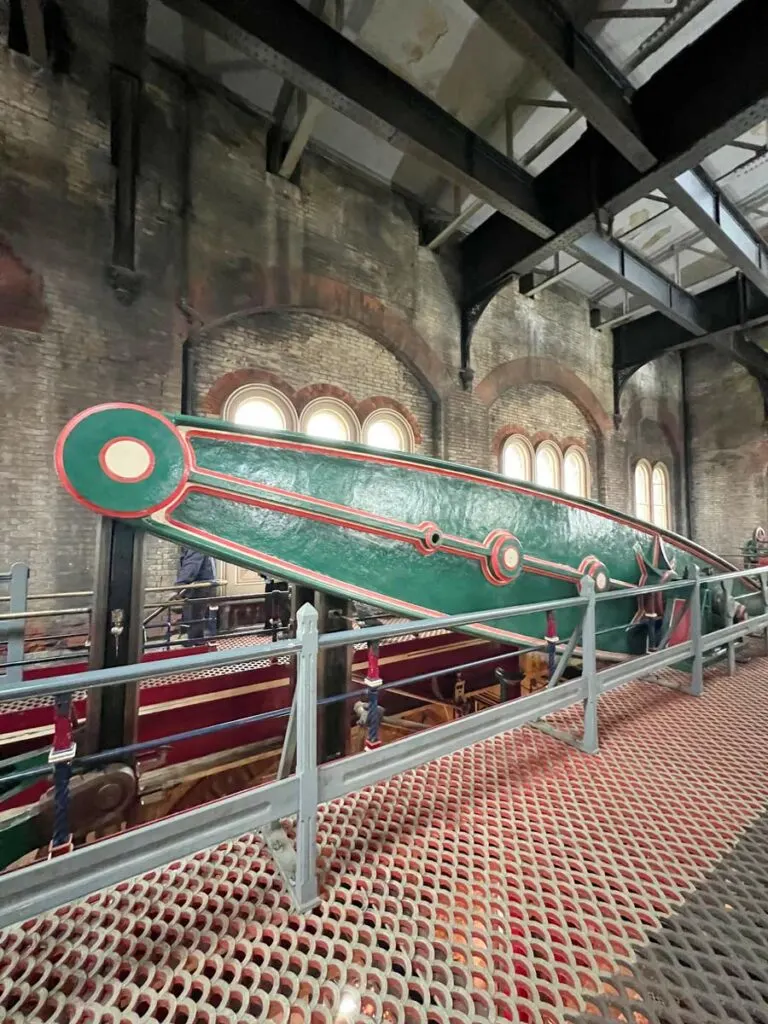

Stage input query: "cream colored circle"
[
  {"left": 503, "top": 547, "right": 519, "bottom": 570},
  {"left": 595, "top": 571, "right": 608, "bottom": 591},
  {"left": 103, "top": 439, "right": 152, "bottom": 481}
]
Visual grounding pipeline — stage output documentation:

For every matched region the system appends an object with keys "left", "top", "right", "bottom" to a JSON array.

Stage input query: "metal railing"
[
  {"left": 0, "top": 561, "right": 767, "bottom": 929},
  {"left": 0, "top": 565, "right": 289, "bottom": 675}
]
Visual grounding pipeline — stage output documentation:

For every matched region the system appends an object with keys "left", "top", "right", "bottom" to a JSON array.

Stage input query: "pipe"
[
  {"left": 179, "top": 78, "right": 196, "bottom": 416},
  {"left": 681, "top": 349, "right": 695, "bottom": 538},
  {"left": 0, "top": 578, "right": 228, "bottom": 604},
  {"left": 0, "top": 606, "right": 91, "bottom": 622}
]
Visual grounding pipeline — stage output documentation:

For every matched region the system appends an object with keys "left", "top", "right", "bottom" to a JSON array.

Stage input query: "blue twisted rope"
[
  {"left": 51, "top": 692, "right": 73, "bottom": 848},
  {"left": 52, "top": 762, "right": 72, "bottom": 847},
  {"left": 366, "top": 686, "right": 380, "bottom": 747}
]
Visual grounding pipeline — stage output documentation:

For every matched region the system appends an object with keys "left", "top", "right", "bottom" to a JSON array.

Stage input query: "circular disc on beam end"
[
  {"left": 54, "top": 404, "right": 191, "bottom": 519},
  {"left": 578, "top": 555, "right": 610, "bottom": 594},
  {"left": 483, "top": 530, "right": 524, "bottom": 586}
]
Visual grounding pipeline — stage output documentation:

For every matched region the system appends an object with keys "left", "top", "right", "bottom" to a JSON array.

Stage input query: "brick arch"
[
  {"left": 202, "top": 373, "right": 424, "bottom": 448},
  {"left": 491, "top": 424, "right": 532, "bottom": 460},
  {"left": 291, "top": 383, "right": 360, "bottom": 417},
  {"left": 192, "top": 269, "right": 452, "bottom": 401},
  {"left": 474, "top": 357, "right": 612, "bottom": 438},
  {"left": 621, "top": 396, "right": 683, "bottom": 459},
  {"left": 357, "top": 396, "right": 423, "bottom": 446},
  {"left": 202, "top": 369, "right": 296, "bottom": 417}
]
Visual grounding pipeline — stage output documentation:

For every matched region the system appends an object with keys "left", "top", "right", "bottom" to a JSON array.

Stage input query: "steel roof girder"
[
  {"left": 160, "top": 0, "right": 552, "bottom": 238},
  {"left": 571, "top": 232, "right": 708, "bottom": 336},
  {"left": 613, "top": 275, "right": 768, "bottom": 373},
  {"left": 462, "top": 0, "right": 768, "bottom": 289},
  {"left": 461, "top": 0, "right": 655, "bottom": 171},
  {"left": 664, "top": 169, "right": 768, "bottom": 298}
]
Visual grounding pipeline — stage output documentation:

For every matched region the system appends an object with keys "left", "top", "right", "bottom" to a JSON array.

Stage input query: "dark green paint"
[
  {"left": 62, "top": 407, "right": 186, "bottom": 515},
  {"left": 57, "top": 407, "right": 758, "bottom": 655}
]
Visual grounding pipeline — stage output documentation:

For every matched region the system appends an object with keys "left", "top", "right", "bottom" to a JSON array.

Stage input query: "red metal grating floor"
[{"left": 2, "top": 658, "right": 768, "bottom": 1023}]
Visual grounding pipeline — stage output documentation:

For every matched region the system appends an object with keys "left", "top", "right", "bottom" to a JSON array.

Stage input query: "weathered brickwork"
[
  {"left": 0, "top": 2, "right": 714, "bottom": 602},
  {"left": 488, "top": 385, "right": 599, "bottom": 499},
  {"left": 0, "top": 28, "right": 184, "bottom": 594},
  {"left": 687, "top": 347, "right": 767, "bottom": 560},
  {"left": 194, "top": 315, "right": 434, "bottom": 453},
  {"left": 620, "top": 353, "right": 685, "bottom": 533}
]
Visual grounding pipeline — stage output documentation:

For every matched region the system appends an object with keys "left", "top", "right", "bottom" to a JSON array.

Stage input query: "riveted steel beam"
[
  {"left": 160, "top": 0, "right": 550, "bottom": 238},
  {"left": 463, "top": 0, "right": 768, "bottom": 299},
  {"left": 613, "top": 275, "right": 768, "bottom": 375},
  {"left": 571, "top": 232, "right": 708, "bottom": 335},
  {"left": 664, "top": 169, "right": 768, "bottom": 299},
  {"left": 462, "top": 0, "right": 654, "bottom": 171}
]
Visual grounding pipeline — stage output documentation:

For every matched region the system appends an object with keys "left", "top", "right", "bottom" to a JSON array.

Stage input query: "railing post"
[
  {"left": 760, "top": 568, "right": 768, "bottom": 656},
  {"left": 689, "top": 567, "right": 703, "bottom": 697},
  {"left": 294, "top": 602, "right": 320, "bottom": 911},
  {"left": 580, "top": 577, "right": 599, "bottom": 754},
  {"left": 727, "top": 591, "right": 736, "bottom": 677},
  {"left": 2, "top": 563, "right": 29, "bottom": 688}
]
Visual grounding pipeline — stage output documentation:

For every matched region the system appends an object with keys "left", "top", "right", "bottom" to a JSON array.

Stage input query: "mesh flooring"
[
  {"left": 571, "top": 807, "right": 768, "bottom": 1024},
  {"left": 1, "top": 658, "right": 768, "bottom": 1023}
]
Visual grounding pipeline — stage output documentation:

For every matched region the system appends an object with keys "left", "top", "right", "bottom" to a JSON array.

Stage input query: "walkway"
[{"left": 1, "top": 656, "right": 767, "bottom": 1023}]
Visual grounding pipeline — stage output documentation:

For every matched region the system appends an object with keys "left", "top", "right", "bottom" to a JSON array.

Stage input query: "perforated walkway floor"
[{"left": 1, "top": 657, "right": 768, "bottom": 1024}]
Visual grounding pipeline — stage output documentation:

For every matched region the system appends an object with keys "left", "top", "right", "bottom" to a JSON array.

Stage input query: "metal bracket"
[
  {"left": 48, "top": 744, "right": 77, "bottom": 765},
  {"left": 459, "top": 297, "right": 492, "bottom": 391},
  {"left": 612, "top": 363, "right": 639, "bottom": 426}
]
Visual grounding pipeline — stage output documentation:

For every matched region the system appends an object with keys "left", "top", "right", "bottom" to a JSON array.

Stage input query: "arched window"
[
  {"left": 535, "top": 442, "right": 561, "bottom": 490},
  {"left": 362, "top": 410, "right": 414, "bottom": 452},
  {"left": 634, "top": 460, "right": 652, "bottom": 522},
  {"left": 651, "top": 463, "right": 670, "bottom": 529},
  {"left": 224, "top": 384, "right": 297, "bottom": 432},
  {"left": 300, "top": 398, "right": 359, "bottom": 442},
  {"left": 563, "top": 447, "right": 589, "bottom": 498},
  {"left": 501, "top": 435, "right": 533, "bottom": 481}
]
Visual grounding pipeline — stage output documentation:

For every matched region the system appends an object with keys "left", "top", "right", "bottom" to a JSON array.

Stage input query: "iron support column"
[
  {"left": 85, "top": 519, "right": 144, "bottom": 755},
  {"left": 315, "top": 592, "right": 352, "bottom": 763},
  {"left": 290, "top": 586, "right": 350, "bottom": 763}
]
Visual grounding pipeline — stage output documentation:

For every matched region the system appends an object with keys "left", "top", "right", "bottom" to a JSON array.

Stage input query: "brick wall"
[
  {"left": 0, "top": 23, "right": 184, "bottom": 595},
  {"left": 194, "top": 314, "right": 433, "bottom": 452},
  {"left": 620, "top": 353, "right": 685, "bottom": 534},
  {"left": 687, "top": 346, "right": 767, "bottom": 561},
  {"left": 0, "top": 5, "right": 717, "bottom": 604}
]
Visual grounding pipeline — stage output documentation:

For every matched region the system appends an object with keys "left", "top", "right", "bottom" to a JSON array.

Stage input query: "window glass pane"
[
  {"left": 502, "top": 440, "right": 529, "bottom": 480},
  {"left": 232, "top": 397, "right": 286, "bottom": 431},
  {"left": 652, "top": 466, "right": 669, "bottom": 529},
  {"left": 365, "top": 418, "right": 405, "bottom": 451},
  {"left": 305, "top": 409, "right": 350, "bottom": 441},
  {"left": 634, "top": 464, "right": 651, "bottom": 521},
  {"left": 564, "top": 451, "right": 586, "bottom": 497},
  {"left": 536, "top": 446, "right": 558, "bottom": 489}
]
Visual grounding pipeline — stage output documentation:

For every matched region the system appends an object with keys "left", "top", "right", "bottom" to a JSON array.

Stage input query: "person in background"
[{"left": 175, "top": 545, "right": 217, "bottom": 645}]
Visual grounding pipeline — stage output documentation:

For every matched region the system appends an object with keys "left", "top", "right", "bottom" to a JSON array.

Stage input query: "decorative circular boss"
[
  {"left": 415, "top": 521, "right": 443, "bottom": 555},
  {"left": 55, "top": 403, "right": 191, "bottom": 519},
  {"left": 578, "top": 555, "right": 610, "bottom": 594},
  {"left": 482, "top": 530, "right": 524, "bottom": 586}
]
